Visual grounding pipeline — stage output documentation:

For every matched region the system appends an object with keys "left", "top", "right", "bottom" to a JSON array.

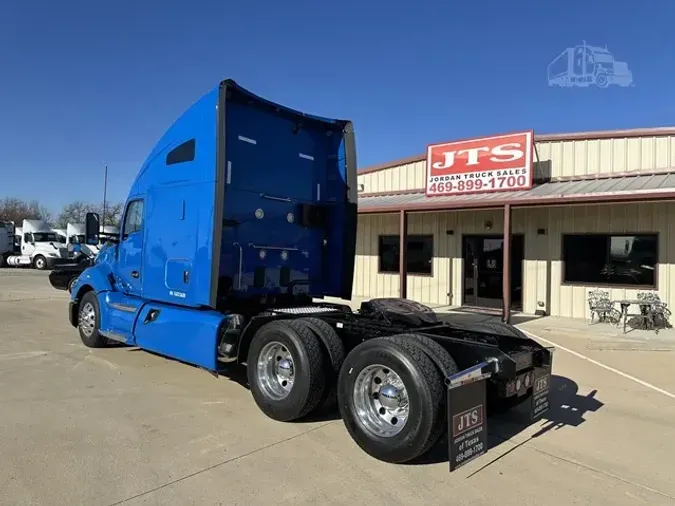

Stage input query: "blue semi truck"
[{"left": 67, "top": 80, "right": 553, "bottom": 468}]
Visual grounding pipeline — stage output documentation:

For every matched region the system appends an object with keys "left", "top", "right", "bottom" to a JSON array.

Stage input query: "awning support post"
[
  {"left": 502, "top": 204, "right": 512, "bottom": 324},
  {"left": 399, "top": 210, "right": 408, "bottom": 299}
]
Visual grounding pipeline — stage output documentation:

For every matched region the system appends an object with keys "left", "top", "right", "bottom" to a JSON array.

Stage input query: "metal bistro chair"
[
  {"left": 637, "top": 292, "right": 671, "bottom": 332},
  {"left": 588, "top": 289, "right": 619, "bottom": 325}
]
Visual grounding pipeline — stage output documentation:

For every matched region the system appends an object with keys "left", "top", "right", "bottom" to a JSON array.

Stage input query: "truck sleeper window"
[
  {"left": 166, "top": 138, "right": 196, "bottom": 165},
  {"left": 123, "top": 200, "right": 144, "bottom": 238}
]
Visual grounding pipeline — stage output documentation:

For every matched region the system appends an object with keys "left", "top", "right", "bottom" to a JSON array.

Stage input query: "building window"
[
  {"left": 378, "top": 235, "right": 433, "bottom": 275},
  {"left": 562, "top": 234, "right": 658, "bottom": 287},
  {"left": 166, "top": 139, "right": 196, "bottom": 165}
]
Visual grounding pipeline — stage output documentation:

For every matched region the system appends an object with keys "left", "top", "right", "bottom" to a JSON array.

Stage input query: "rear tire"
[
  {"left": 247, "top": 320, "right": 326, "bottom": 422},
  {"left": 297, "top": 317, "right": 345, "bottom": 411},
  {"left": 383, "top": 333, "right": 458, "bottom": 452},
  {"left": 338, "top": 338, "right": 444, "bottom": 463},
  {"left": 78, "top": 291, "right": 108, "bottom": 348}
]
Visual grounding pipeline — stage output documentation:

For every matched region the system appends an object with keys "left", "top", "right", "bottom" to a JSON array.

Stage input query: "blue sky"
[{"left": 1, "top": 0, "right": 674, "bottom": 214}]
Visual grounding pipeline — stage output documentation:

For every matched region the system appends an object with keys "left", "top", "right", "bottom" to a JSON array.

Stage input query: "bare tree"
[
  {"left": 100, "top": 202, "right": 123, "bottom": 228},
  {"left": 39, "top": 206, "right": 53, "bottom": 225},
  {"left": 56, "top": 201, "right": 124, "bottom": 228},
  {"left": 55, "top": 201, "right": 96, "bottom": 228},
  {"left": 0, "top": 198, "right": 51, "bottom": 224}
]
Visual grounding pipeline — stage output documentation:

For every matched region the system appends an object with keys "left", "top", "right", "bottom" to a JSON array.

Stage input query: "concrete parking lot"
[{"left": 1, "top": 270, "right": 675, "bottom": 506}]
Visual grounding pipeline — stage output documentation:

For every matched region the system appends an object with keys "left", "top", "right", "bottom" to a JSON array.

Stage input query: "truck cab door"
[
  {"left": 117, "top": 199, "right": 145, "bottom": 295},
  {"left": 22, "top": 233, "right": 35, "bottom": 257}
]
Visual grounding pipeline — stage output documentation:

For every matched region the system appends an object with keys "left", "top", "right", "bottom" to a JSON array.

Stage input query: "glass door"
[{"left": 462, "top": 235, "right": 523, "bottom": 309}]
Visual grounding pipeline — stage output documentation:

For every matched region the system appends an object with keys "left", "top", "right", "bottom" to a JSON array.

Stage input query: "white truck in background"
[
  {"left": 66, "top": 222, "right": 103, "bottom": 257},
  {"left": 5, "top": 219, "right": 69, "bottom": 270},
  {"left": 98, "top": 225, "right": 119, "bottom": 249},
  {"left": 100, "top": 225, "right": 119, "bottom": 238},
  {"left": 52, "top": 228, "right": 67, "bottom": 244},
  {"left": 67, "top": 223, "right": 119, "bottom": 258}
]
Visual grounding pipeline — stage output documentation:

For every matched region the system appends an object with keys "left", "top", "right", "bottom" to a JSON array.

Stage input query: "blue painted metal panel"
[
  {"left": 133, "top": 302, "right": 228, "bottom": 371},
  {"left": 71, "top": 264, "right": 114, "bottom": 298},
  {"left": 97, "top": 292, "right": 144, "bottom": 345},
  {"left": 129, "top": 88, "right": 218, "bottom": 308},
  {"left": 117, "top": 224, "right": 144, "bottom": 295},
  {"left": 219, "top": 92, "right": 352, "bottom": 299},
  {"left": 142, "top": 183, "right": 212, "bottom": 307}
]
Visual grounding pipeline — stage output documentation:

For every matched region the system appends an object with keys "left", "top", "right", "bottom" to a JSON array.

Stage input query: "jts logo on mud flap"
[
  {"left": 534, "top": 375, "right": 549, "bottom": 395},
  {"left": 452, "top": 404, "right": 484, "bottom": 437}
]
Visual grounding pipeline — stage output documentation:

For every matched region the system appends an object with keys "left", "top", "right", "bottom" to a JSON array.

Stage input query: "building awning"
[{"left": 358, "top": 172, "right": 675, "bottom": 213}]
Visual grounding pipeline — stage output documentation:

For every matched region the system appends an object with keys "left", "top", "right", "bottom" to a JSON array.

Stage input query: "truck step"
[{"left": 271, "top": 306, "right": 339, "bottom": 315}]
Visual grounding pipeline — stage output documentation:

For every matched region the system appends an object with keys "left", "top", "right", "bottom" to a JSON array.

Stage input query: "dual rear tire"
[
  {"left": 246, "top": 320, "right": 327, "bottom": 422},
  {"left": 247, "top": 319, "right": 457, "bottom": 463},
  {"left": 338, "top": 335, "right": 457, "bottom": 463}
]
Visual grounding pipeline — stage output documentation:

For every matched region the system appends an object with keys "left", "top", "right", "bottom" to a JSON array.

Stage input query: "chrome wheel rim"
[
  {"left": 79, "top": 302, "right": 96, "bottom": 337},
  {"left": 256, "top": 341, "right": 295, "bottom": 400},
  {"left": 35, "top": 258, "right": 45, "bottom": 269},
  {"left": 353, "top": 364, "right": 410, "bottom": 437}
]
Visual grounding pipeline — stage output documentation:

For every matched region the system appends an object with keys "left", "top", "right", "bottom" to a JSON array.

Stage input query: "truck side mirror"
[
  {"left": 85, "top": 212, "right": 100, "bottom": 245},
  {"left": 67, "top": 243, "right": 82, "bottom": 253}
]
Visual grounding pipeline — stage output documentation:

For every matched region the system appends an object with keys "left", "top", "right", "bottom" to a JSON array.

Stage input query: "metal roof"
[
  {"left": 358, "top": 173, "right": 675, "bottom": 213},
  {"left": 358, "top": 126, "right": 675, "bottom": 175}
]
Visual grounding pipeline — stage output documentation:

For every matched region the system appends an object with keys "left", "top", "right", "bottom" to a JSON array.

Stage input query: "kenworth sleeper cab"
[{"left": 67, "top": 80, "right": 553, "bottom": 468}]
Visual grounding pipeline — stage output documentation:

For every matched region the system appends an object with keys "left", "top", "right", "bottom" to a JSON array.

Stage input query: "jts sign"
[{"left": 426, "top": 131, "right": 534, "bottom": 196}]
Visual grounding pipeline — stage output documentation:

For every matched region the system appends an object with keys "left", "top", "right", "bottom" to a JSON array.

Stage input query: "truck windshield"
[
  {"left": 33, "top": 232, "right": 58, "bottom": 242},
  {"left": 593, "top": 51, "right": 613, "bottom": 63}
]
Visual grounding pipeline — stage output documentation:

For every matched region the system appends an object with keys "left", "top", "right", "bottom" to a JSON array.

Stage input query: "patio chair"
[
  {"left": 588, "top": 289, "right": 618, "bottom": 324},
  {"left": 637, "top": 292, "right": 672, "bottom": 332}
]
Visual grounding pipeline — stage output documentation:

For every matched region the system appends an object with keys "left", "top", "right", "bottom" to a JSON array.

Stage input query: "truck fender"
[
  {"left": 73, "top": 266, "right": 114, "bottom": 297},
  {"left": 69, "top": 268, "right": 115, "bottom": 327}
]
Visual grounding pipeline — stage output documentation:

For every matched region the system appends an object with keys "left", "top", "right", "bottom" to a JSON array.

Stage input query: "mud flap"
[
  {"left": 446, "top": 347, "right": 556, "bottom": 472},
  {"left": 446, "top": 359, "right": 498, "bottom": 472},
  {"left": 530, "top": 346, "right": 555, "bottom": 420}
]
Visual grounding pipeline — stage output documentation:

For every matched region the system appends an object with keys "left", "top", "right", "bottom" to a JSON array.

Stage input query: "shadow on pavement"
[
  {"left": 217, "top": 363, "right": 342, "bottom": 422},
  {"left": 408, "top": 375, "right": 604, "bottom": 466}
]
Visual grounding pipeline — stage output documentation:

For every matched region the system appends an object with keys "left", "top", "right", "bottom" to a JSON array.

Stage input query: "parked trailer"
[
  {"left": 0, "top": 221, "right": 17, "bottom": 267},
  {"left": 67, "top": 80, "right": 553, "bottom": 467}
]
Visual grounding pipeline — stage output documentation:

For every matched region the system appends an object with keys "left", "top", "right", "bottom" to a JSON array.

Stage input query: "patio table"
[{"left": 612, "top": 299, "right": 653, "bottom": 333}]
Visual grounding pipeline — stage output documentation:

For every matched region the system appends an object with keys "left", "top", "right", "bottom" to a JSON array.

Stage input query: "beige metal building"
[{"left": 352, "top": 127, "right": 675, "bottom": 320}]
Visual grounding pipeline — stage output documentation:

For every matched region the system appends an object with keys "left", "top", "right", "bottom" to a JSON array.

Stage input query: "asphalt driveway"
[{"left": 1, "top": 270, "right": 674, "bottom": 505}]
